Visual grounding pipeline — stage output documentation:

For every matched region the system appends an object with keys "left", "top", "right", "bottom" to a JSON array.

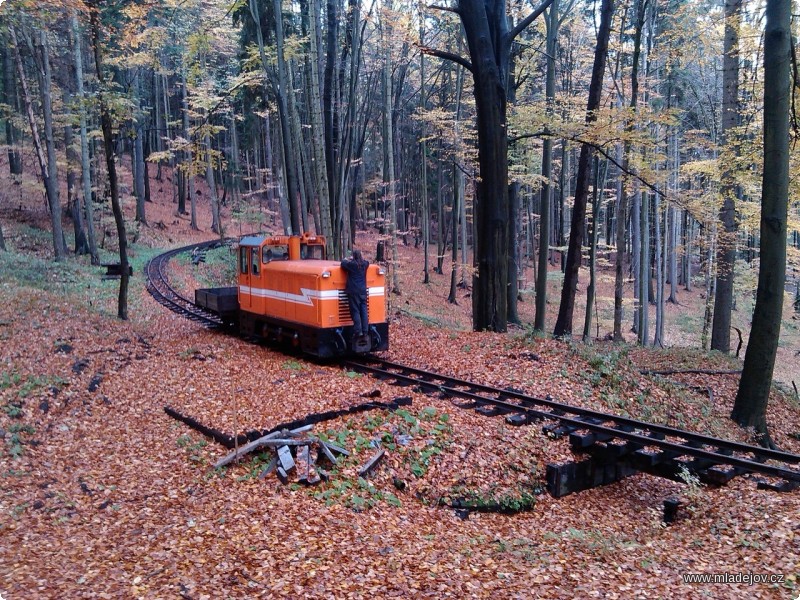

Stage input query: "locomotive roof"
[{"left": 239, "top": 235, "right": 266, "bottom": 246}]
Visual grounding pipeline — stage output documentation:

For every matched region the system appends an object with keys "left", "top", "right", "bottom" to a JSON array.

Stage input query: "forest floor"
[{"left": 1, "top": 159, "right": 799, "bottom": 598}]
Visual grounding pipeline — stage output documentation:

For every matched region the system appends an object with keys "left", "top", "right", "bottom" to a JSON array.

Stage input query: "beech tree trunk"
[
  {"left": 71, "top": 13, "right": 99, "bottom": 264},
  {"left": 429, "top": 0, "right": 552, "bottom": 331},
  {"left": 91, "top": 5, "right": 129, "bottom": 320},
  {"left": 133, "top": 77, "right": 147, "bottom": 225},
  {"left": 180, "top": 66, "right": 197, "bottom": 229},
  {"left": 382, "top": 18, "right": 400, "bottom": 294},
  {"left": 553, "top": 0, "right": 613, "bottom": 337},
  {"left": 1, "top": 36, "right": 23, "bottom": 176},
  {"left": 638, "top": 189, "right": 649, "bottom": 345},
  {"left": 64, "top": 88, "right": 89, "bottom": 256},
  {"left": 653, "top": 190, "right": 664, "bottom": 346},
  {"left": 534, "top": 0, "right": 558, "bottom": 332},
  {"left": 204, "top": 129, "right": 222, "bottom": 235},
  {"left": 448, "top": 158, "right": 463, "bottom": 304},
  {"left": 582, "top": 156, "right": 601, "bottom": 341},
  {"left": 303, "top": 0, "right": 332, "bottom": 249},
  {"left": 613, "top": 0, "right": 645, "bottom": 341},
  {"left": 731, "top": 0, "right": 789, "bottom": 445},
  {"left": 11, "top": 27, "right": 65, "bottom": 261},
  {"left": 420, "top": 15, "right": 430, "bottom": 285},
  {"left": 631, "top": 185, "right": 641, "bottom": 334},
  {"left": 711, "top": 0, "right": 742, "bottom": 353}
]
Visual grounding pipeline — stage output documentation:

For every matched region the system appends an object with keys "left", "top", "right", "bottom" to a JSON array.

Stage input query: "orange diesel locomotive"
[{"left": 195, "top": 233, "right": 388, "bottom": 357}]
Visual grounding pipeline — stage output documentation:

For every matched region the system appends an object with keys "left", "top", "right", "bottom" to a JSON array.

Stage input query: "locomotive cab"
[{"left": 228, "top": 233, "right": 388, "bottom": 357}]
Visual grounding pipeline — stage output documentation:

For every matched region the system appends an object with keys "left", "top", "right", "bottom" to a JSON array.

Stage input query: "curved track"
[{"left": 144, "top": 239, "right": 232, "bottom": 328}]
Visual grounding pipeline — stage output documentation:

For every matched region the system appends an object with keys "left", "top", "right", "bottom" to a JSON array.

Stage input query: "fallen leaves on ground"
[{"left": 1, "top": 183, "right": 798, "bottom": 598}]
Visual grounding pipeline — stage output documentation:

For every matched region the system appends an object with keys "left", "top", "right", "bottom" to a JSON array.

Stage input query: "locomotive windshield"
[
  {"left": 300, "top": 244, "right": 325, "bottom": 260},
  {"left": 263, "top": 245, "right": 288, "bottom": 263}
]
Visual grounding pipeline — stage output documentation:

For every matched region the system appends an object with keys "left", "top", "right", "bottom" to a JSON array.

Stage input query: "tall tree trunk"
[
  {"left": 668, "top": 203, "right": 678, "bottom": 302},
  {"left": 133, "top": 74, "right": 147, "bottom": 225},
  {"left": 64, "top": 88, "right": 89, "bottom": 255},
  {"left": 204, "top": 128, "right": 222, "bottom": 235},
  {"left": 507, "top": 179, "right": 521, "bottom": 323},
  {"left": 275, "top": 0, "right": 303, "bottom": 234},
  {"left": 90, "top": 6, "right": 129, "bottom": 320},
  {"left": 557, "top": 143, "right": 567, "bottom": 270},
  {"left": 436, "top": 139, "right": 445, "bottom": 274},
  {"left": 461, "top": 2, "right": 510, "bottom": 331},
  {"left": 420, "top": 14, "right": 430, "bottom": 284},
  {"left": 383, "top": 18, "right": 400, "bottom": 294},
  {"left": 667, "top": 126, "right": 679, "bottom": 303},
  {"left": 631, "top": 184, "right": 641, "bottom": 334},
  {"left": 638, "top": 189, "right": 649, "bottom": 345},
  {"left": 535, "top": 0, "right": 558, "bottom": 332},
  {"left": 153, "top": 70, "right": 163, "bottom": 182},
  {"left": 583, "top": 156, "right": 601, "bottom": 341},
  {"left": 39, "top": 29, "right": 66, "bottom": 259},
  {"left": 654, "top": 190, "right": 665, "bottom": 346},
  {"left": 701, "top": 223, "right": 715, "bottom": 350},
  {"left": 1, "top": 36, "right": 23, "bottom": 175},
  {"left": 613, "top": 0, "right": 645, "bottom": 341},
  {"left": 553, "top": 0, "right": 614, "bottom": 337},
  {"left": 229, "top": 110, "right": 241, "bottom": 209},
  {"left": 72, "top": 13, "right": 99, "bottom": 264},
  {"left": 435, "top": 0, "right": 553, "bottom": 332},
  {"left": 11, "top": 27, "right": 65, "bottom": 261},
  {"left": 711, "top": 0, "right": 742, "bottom": 352},
  {"left": 304, "top": 0, "right": 332, "bottom": 249},
  {"left": 448, "top": 159, "right": 463, "bottom": 304},
  {"left": 612, "top": 135, "right": 626, "bottom": 339},
  {"left": 180, "top": 66, "right": 197, "bottom": 228},
  {"left": 323, "top": 0, "right": 338, "bottom": 221},
  {"left": 683, "top": 210, "right": 693, "bottom": 291}
]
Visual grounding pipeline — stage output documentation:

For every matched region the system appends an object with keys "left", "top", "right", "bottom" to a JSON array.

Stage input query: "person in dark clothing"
[{"left": 341, "top": 249, "right": 369, "bottom": 337}]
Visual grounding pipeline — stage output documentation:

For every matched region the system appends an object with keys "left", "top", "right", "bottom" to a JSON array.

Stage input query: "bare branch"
[
  {"left": 418, "top": 45, "right": 474, "bottom": 73},
  {"left": 426, "top": 3, "right": 461, "bottom": 15},
  {"left": 508, "top": 0, "right": 556, "bottom": 44},
  {"left": 509, "top": 130, "right": 666, "bottom": 199}
]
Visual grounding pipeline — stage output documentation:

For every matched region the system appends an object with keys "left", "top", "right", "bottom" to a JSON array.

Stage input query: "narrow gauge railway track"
[
  {"left": 343, "top": 357, "right": 800, "bottom": 489},
  {"left": 146, "top": 244, "right": 800, "bottom": 492},
  {"left": 144, "top": 239, "right": 232, "bottom": 328}
]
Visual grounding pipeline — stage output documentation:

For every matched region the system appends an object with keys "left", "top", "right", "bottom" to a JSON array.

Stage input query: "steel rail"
[
  {"left": 144, "top": 240, "right": 230, "bottom": 327},
  {"left": 344, "top": 358, "right": 800, "bottom": 483},
  {"left": 145, "top": 244, "right": 800, "bottom": 484}
]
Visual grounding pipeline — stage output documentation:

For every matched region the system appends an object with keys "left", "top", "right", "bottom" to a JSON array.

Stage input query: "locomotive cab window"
[
  {"left": 251, "top": 247, "right": 260, "bottom": 276},
  {"left": 239, "top": 247, "right": 248, "bottom": 274},
  {"left": 263, "top": 245, "right": 288, "bottom": 263},
  {"left": 300, "top": 244, "right": 324, "bottom": 260}
]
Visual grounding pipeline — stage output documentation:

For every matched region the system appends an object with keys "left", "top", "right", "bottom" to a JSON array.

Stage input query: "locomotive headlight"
[
  {"left": 321, "top": 270, "right": 331, "bottom": 278},
  {"left": 377, "top": 268, "right": 386, "bottom": 275}
]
